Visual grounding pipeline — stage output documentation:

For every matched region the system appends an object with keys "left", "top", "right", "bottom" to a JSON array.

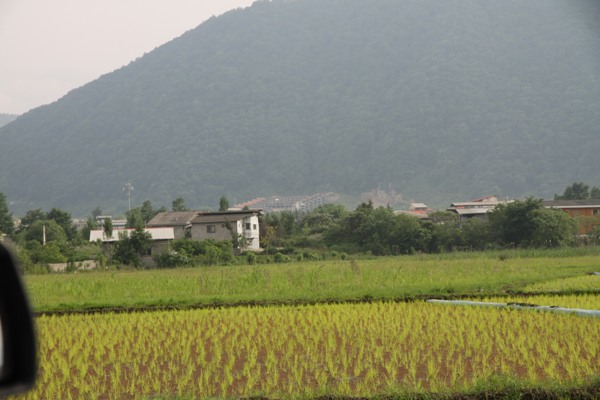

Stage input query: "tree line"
[
  {"left": 1, "top": 182, "right": 599, "bottom": 272},
  {"left": 554, "top": 182, "right": 600, "bottom": 200},
  {"left": 262, "top": 198, "right": 581, "bottom": 257}
]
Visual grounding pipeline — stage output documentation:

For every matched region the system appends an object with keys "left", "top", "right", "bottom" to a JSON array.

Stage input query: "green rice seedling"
[{"left": 13, "top": 300, "right": 600, "bottom": 399}]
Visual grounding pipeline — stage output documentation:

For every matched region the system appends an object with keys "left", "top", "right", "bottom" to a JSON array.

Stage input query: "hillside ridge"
[{"left": 1, "top": 0, "right": 599, "bottom": 215}]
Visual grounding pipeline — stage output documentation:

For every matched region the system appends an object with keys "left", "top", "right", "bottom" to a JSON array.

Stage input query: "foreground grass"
[
  {"left": 14, "top": 301, "right": 600, "bottom": 399},
  {"left": 18, "top": 251, "right": 600, "bottom": 400},
  {"left": 25, "top": 252, "right": 600, "bottom": 312}
]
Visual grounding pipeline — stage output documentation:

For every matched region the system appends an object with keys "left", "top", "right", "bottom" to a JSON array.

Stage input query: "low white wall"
[{"left": 48, "top": 260, "right": 98, "bottom": 272}]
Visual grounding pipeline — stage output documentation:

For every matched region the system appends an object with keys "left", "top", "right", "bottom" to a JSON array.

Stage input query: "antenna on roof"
[{"left": 123, "top": 182, "right": 134, "bottom": 211}]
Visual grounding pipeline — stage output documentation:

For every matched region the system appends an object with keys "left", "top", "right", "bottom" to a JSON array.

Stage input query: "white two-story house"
[{"left": 190, "top": 209, "right": 262, "bottom": 251}]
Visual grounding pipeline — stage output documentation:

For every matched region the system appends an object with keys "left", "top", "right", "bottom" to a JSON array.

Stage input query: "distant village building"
[
  {"left": 447, "top": 195, "right": 512, "bottom": 220},
  {"left": 146, "top": 211, "right": 201, "bottom": 240},
  {"left": 235, "top": 193, "right": 339, "bottom": 213},
  {"left": 543, "top": 199, "right": 600, "bottom": 235},
  {"left": 147, "top": 209, "right": 262, "bottom": 251},
  {"left": 190, "top": 210, "right": 261, "bottom": 251},
  {"left": 95, "top": 215, "right": 126, "bottom": 230},
  {"left": 90, "top": 209, "right": 262, "bottom": 267},
  {"left": 89, "top": 227, "right": 175, "bottom": 266},
  {"left": 395, "top": 203, "right": 432, "bottom": 219}
]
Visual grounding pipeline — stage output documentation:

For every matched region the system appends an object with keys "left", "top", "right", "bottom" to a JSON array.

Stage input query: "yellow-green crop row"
[
  {"left": 12, "top": 299, "right": 600, "bottom": 399},
  {"left": 523, "top": 274, "right": 600, "bottom": 293}
]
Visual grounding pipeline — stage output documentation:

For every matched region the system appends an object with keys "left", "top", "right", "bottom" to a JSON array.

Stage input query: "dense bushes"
[
  {"left": 314, "top": 199, "right": 578, "bottom": 255},
  {"left": 488, "top": 198, "right": 576, "bottom": 248},
  {"left": 154, "top": 239, "right": 234, "bottom": 268},
  {"left": 324, "top": 202, "right": 429, "bottom": 255}
]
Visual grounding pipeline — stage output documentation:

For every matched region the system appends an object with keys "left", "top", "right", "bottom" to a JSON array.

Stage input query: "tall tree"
[
  {"left": 102, "top": 218, "right": 113, "bottom": 240},
  {"left": 113, "top": 227, "right": 151, "bottom": 266},
  {"left": 91, "top": 207, "right": 102, "bottom": 219},
  {"left": 126, "top": 208, "right": 145, "bottom": 229},
  {"left": 21, "top": 209, "right": 47, "bottom": 227},
  {"left": 47, "top": 208, "right": 77, "bottom": 241},
  {"left": 219, "top": 196, "right": 230, "bottom": 212},
  {"left": 23, "top": 220, "right": 67, "bottom": 245},
  {"left": 172, "top": 197, "right": 188, "bottom": 212},
  {"left": 555, "top": 182, "right": 590, "bottom": 200},
  {"left": 140, "top": 200, "right": 157, "bottom": 223},
  {"left": 81, "top": 217, "right": 98, "bottom": 243},
  {"left": 0, "top": 192, "right": 13, "bottom": 236}
]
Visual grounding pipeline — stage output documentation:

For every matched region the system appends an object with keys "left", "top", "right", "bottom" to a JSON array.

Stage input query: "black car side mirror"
[{"left": 0, "top": 244, "right": 36, "bottom": 396}]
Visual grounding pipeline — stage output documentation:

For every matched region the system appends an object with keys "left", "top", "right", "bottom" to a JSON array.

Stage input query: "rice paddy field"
[{"left": 13, "top": 252, "right": 600, "bottom": 399}]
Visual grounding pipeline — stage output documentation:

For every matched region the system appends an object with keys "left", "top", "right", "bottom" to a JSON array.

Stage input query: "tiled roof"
[{"left": 395, "top": 210, "right": 430, "bottom": 219}]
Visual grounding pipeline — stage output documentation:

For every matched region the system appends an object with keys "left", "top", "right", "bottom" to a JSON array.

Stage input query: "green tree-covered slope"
[{"left": 1, "top": 0, "right": 599, "bottom": 215}]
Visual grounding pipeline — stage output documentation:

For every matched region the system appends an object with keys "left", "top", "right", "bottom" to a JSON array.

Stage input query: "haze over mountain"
[
  {"left": 0, "top": 114, "right": 18, "bottom": 129},
  {"left": 1, "top": 0, "right": 599, "bottom": 216}
]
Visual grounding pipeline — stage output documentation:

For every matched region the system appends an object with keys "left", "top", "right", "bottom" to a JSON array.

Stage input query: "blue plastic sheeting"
[{"left": 427, "top": 299, "right": 600, "bottom": 318}]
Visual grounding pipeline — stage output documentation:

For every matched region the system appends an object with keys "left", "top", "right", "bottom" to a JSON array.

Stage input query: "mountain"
[{"left": 1, "top": 0, "right": 599, "bottom": 216}]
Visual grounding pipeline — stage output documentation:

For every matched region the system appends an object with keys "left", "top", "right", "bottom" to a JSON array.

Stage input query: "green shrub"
[
  {"left": 154, "top": 251, "right": 190, "bottom": 268},
  {"left": 30, "top": 241, "right": 68, "bottom": 264},
  {"left": 170, "top": 239, "right": 234, "bottom": 266},
  {"left": 273, "top": 252, "right": 290, "bottom": 263},
  {"left": 302, "top": 251, "right": 320, "bottom": 260}
]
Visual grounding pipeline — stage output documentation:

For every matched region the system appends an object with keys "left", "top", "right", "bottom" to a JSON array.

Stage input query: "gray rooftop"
[
  {"left": 191, "top": 210, "right": 261, "bottom": 224},
  {"left": 543, "top": 199, "right": 600, "bottom": 208},
  {"left": 146, "top": 211, "right": 203, "bottom": 227}
]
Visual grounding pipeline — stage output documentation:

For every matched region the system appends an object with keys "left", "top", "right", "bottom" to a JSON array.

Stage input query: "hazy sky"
[{"left": 0, "top": 0, "right": 255, "bottom": 115}]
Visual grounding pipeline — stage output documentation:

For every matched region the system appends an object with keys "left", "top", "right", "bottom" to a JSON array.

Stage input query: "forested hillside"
[{"left": 1, "top": 0, "right": 599, "bottom": 215}]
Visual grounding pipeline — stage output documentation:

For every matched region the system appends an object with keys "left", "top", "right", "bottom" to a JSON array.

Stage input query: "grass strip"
[{"left": 25, "top": 254, "right": 600, "bottom": 313}]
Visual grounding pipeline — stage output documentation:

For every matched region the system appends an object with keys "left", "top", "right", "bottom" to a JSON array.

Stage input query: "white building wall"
[
  {"left": 242, "top": 215, "right": 260, "bottom": 250},
  {"left": 188, "top": 213, "right": 261, "bottom": 251}
]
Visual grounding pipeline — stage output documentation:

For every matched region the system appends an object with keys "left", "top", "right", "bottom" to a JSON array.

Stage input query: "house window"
[
  {"left": 253, "top": 224, "right": 257, "bottom": 230},
  {"left": 206, "top": 225, "right": 216, "bottom": 233},
  {"left": 594, "top": 209, "right": 600, "bottom": 215},
  {"left": 245, "top": 223, "right": 251, "bottom": 230}
]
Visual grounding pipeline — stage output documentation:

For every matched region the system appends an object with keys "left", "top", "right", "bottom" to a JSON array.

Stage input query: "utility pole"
[{"left": 123, "top": 182, "right": 134, "bottom": 211}]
